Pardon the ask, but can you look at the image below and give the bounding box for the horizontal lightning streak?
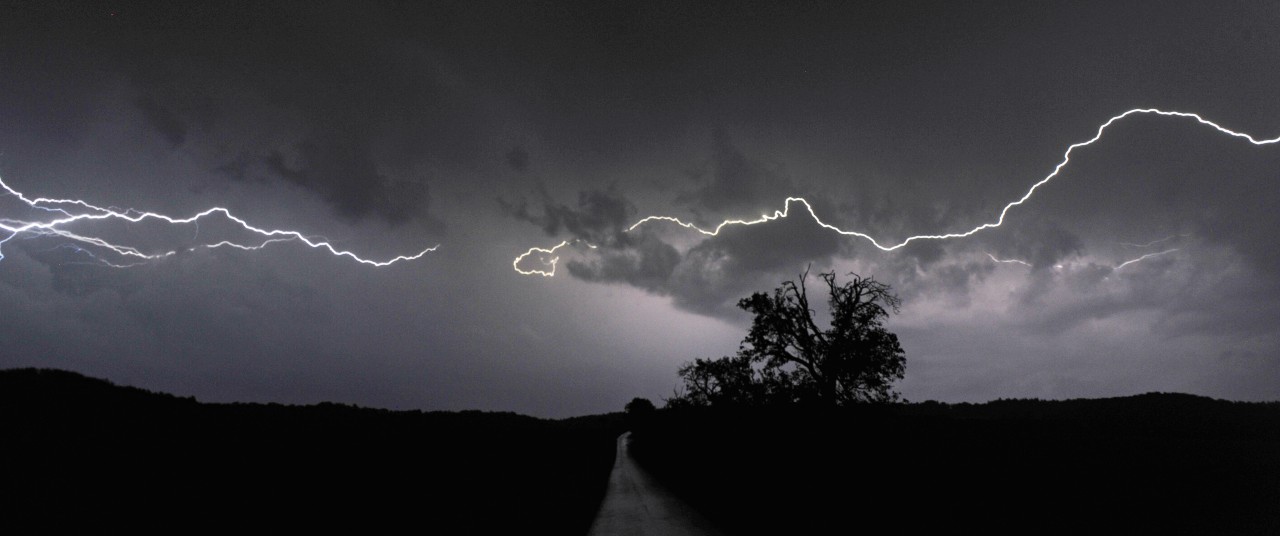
[985,248,1180,271]
[1115,248,1179,270]
[0,176,438,267]
[986,254,1032,267]
[515,109,1278,276]
[1119,234,1189,248]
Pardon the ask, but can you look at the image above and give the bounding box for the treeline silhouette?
[630,395,1280,535]
[1,368,626,534]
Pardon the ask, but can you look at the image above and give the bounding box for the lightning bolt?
[1115,248,1179,270]
[985,248,1180,271]
[1119,234,1189,248]
[516,108,1278,276]
[986,254,1032,267]
[0,175,438,267]
[513,239,597,277]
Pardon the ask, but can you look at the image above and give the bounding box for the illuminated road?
[587,432,724,536]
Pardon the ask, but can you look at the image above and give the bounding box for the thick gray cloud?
[511,133,850,316]
[263,137,429,225]
[566,232,682,293]
[504,187,636,245]
[2,1,477,228]
[3,1,1280,416]
[676,129,799,221]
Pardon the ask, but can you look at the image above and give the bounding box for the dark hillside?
[1,368,625,534]
[631,396,1280,535]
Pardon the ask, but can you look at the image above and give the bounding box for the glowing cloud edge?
[514,108,1279,277]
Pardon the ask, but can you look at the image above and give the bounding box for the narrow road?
[587,432,725,536]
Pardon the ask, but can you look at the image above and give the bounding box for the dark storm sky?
[2,1,1279,416]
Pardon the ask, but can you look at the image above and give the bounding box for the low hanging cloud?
[503,186,690,287]
[505,132,858,315]
[566,232,682,293]
[507,109,1280,358]
[501,187,636,245]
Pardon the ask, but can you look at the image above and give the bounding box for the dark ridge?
[0,367,194,405]
[0,368,627,534]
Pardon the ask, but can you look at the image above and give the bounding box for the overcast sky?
[2,1,1278,417]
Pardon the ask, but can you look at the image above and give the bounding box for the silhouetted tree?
[673,354,761,406]
[625,397,657,428]
[672,269,906,406]
[625,397,656,415]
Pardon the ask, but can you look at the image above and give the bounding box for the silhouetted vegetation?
[630,395,1280,535]
[625,397,656,415]
[624,397,656,429]
[670,270,906,407]
[10,369,1279,534]
[0,368,627,534]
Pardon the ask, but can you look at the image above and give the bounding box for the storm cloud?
[2,1,1279,416]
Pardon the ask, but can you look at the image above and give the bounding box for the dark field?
[6,368,1280,535]
[1,369,625,533]
[630,397,1280,535]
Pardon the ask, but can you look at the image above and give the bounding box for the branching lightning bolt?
[516,108,1278,276]
[0,176,438,267]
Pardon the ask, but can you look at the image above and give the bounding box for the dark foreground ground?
[1,368,625,533]
[6,369,1280,535]
[630,397,1280,535]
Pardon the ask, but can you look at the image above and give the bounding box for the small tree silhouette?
[673,269,906,406]
[624,397,657,429]
[625,397,656,415]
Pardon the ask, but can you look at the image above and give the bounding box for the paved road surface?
[587,432,724,536]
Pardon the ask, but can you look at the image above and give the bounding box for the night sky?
[2,1,1279,417]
